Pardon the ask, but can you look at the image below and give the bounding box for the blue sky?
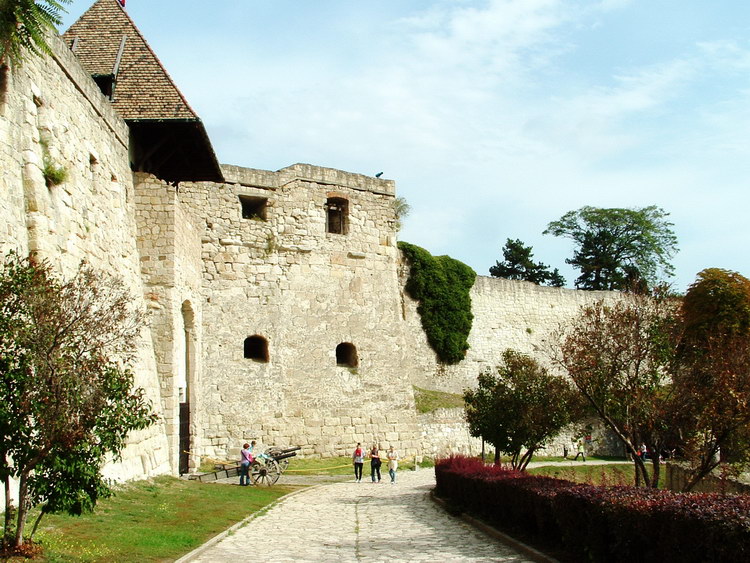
[61,1,750,291]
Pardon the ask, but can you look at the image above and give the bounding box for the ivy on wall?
[399,241,476,364]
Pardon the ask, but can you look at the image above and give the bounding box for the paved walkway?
[187,469,534,562]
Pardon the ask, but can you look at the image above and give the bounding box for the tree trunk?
[650,456,661,488]
[3,475,12,543]
[29,509,45,542]
[494,449,500,465]
[13,471,30,547]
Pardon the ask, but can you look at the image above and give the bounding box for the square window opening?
[239,195,268,221]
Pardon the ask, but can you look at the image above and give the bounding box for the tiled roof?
[62,0,223,183]
[63,0,196,120]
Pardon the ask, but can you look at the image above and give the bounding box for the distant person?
[370,445,382,482]
[352,442,365,482]
[573,440,586,462]
[239,442,254,486]
[387,445,399,484]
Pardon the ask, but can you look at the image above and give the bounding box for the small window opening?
[336,342,358,367]
[239,195,268,221]
[244,335,269,362]
[92,74,115,100]
[326,197,348,234]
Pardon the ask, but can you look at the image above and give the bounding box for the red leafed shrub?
[435,456,750,562]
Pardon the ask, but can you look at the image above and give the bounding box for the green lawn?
[528,462,643,487]
[10,476,296,562]
[283,455,434,476]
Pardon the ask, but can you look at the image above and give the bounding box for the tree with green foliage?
[398,242,476,364]
[673,268,750,491]
[557,290,681,487]
[489,238,565,287]
[464,349,582,470]
[544,206,678,291]
[0,0,70,68]
[0,252,157,549]
[393,196,410,232]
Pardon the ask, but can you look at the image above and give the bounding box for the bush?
[435,456,750,562]
[398,242,475,364]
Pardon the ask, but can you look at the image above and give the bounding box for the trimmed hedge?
[435,456,750,562]
[398,242,475,364]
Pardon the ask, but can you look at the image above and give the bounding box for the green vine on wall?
[399,241,476,364]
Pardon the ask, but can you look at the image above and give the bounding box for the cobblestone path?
[188,469,533,562]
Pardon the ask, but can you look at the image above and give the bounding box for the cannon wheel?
[250,460,281,486]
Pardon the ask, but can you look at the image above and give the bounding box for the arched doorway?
[179,301,195,474]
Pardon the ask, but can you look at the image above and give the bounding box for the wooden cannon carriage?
[194,445,301,485]
[250,446,301,486]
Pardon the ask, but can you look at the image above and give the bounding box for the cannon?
[250,446,301,486]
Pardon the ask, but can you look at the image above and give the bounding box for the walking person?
[369,444,382,483]
[386,445,399,484]
[352,442,365,482]
[239,442,254,486]
[573,439,586,462]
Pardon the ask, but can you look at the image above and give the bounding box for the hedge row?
[435,456,750,562]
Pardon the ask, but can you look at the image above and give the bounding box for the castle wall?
[401,273,619,457]
[1,27,628,481]
[403,274,616,395]
[0,34,170,488]
[174,166,423,462]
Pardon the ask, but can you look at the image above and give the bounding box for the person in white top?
[387,446,399,484]
[352,442,365,482]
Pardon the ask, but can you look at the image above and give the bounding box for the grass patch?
[413,386,464,414]
[285,455,433,477]
[529,462,641,487]
[12,476,295,562]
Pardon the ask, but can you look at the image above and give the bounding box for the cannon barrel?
[266,446,301,455]
[272,451,298,461]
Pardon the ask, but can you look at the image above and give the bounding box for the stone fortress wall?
[0,32,171,484]
[1,30,619,485]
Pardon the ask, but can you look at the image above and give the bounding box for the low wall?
[665,463,750,494]
[418,408,481,459]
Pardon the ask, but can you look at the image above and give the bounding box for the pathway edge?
[430,491,560,563]
[174,485,321,563]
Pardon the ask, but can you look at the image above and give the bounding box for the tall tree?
[557,290,681,487]
[674,268,750,490]
[544,206,678,291]
[464,349,582,470]
[489,238,565,287]
[0,252,156,548]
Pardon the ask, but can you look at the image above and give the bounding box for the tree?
[557,290,681,487]
[464,349,582,470]
[544,206,678,291]
[0,1,70,68]
[673,268,750,491]
[0,252,157,549]
[393,196,410,232]
[489,238,565,287]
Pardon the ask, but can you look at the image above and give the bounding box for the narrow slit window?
[326,197,348,234]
